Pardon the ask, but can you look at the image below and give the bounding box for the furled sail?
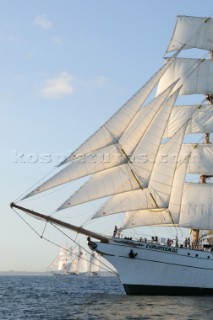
[156,58,213,96]
[167,16,213,52]
[58,56,178,165]
[164,104,213,138]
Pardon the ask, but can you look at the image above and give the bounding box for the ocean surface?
[1,275,213,320]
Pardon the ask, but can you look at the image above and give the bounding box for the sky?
[1,0,213,272]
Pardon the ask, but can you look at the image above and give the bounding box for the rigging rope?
[52,224,117,275]
[11,207,117,276]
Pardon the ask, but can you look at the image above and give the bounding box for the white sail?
[58,248,67,271]
[156,58,213,96]
[49,247,73,274]
[13,14,213,296]
[94,189,158,218]
[59,58,177,165]
[125,168,213,231]
[148,121,189,207]
[69,247,78,274]
[179,183,213,230]
[89,252,100,275]
[118,81,179,157]
[182,144,213,175]
[78,248,88,274]
[94,122,188,217]
[123,147,191,229]
[164,104,213,138]
[58,164,140,210]
[122,209,175,229]
[57,85,179,210]
[24,83,176,201]
[23,144,126,199]
[130,87,180,187]
[167,16,213,52]
[167,150,191,220]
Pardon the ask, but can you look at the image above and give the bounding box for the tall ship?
[47,244,100,276]
[11,15,213,295]
[68,244,100,276]
[47,246,72,275]
[68,245,87,275]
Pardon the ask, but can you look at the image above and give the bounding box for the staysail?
[58,56,179,165]
[23,81,178,200]
[94,120,189,217]
[58,86,180,211]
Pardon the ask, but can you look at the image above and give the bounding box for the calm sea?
[0,275,213,320]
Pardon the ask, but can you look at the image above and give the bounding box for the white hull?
[89,239,213,295]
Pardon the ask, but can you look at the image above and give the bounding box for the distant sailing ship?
[11,15,213,295]
[48,245,100,276]
[48,247,72,275]
[88,251,100,276]
[68,245,87,275]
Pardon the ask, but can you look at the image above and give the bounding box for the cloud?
[34,15,53,30]
[80,75,111,89]
[52,36,64,45]
[0,34,21,44]
[93,76,109,87]
[40,72,75,98]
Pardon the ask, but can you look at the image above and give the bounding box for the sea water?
[0,275,213,320]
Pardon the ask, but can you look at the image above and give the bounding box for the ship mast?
[192,50,213,249]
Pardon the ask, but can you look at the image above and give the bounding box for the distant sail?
[89,252,100,275]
